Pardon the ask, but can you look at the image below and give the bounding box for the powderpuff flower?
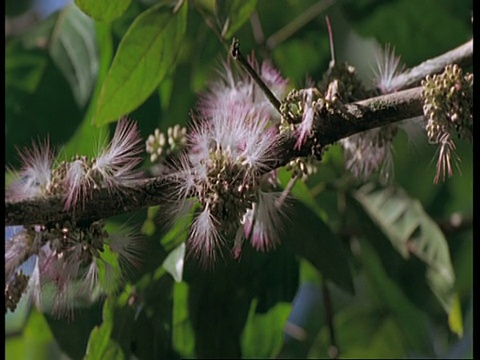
[64,119,143,209]
[197,55,288,122]
[341,125,397,184]
[6,118,143,210]
[165,98,286,265]
[4,222,142,318]
[6,140,54,201]
[372,44,405,94]
[294,88,318,150]
[235,191,287,257]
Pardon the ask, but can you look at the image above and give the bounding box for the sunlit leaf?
[75,0,132,22]
[241,300,291,359]
[172,282,195,358]
[448,294,464,337]
[49,3,98,107]
[93,2,187,126]
[6,310,61,359]
[162,242,186,282]
[85,322,125,360]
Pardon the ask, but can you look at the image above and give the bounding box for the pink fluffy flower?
[165,56,289,264]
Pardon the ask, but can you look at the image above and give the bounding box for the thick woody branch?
[5,39,472,227]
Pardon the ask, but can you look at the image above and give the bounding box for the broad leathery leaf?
[61,22,113,158]
[93,2,187,126]
[75,0,131,22]
[352,183,456,313]
[241,300,291,359]
[359,240,430,353]
[216,0,257,39]
[162,242,186,282]
[284,200,354,294]
[85,322,125,360]
[49,3,98,107]
[6,310,61,360]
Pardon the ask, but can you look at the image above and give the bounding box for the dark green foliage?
[5,0,472,358]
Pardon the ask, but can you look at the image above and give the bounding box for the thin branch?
[5,39,473,227]
[390,39,473,91]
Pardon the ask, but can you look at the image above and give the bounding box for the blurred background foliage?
[5,0,472,358]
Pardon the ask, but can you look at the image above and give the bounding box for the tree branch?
[5,39,472,227]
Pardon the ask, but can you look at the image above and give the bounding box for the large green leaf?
[285,200,354,294]
[5,44,47,93]
[93,2,187,126]
[352,183,456,313]
[308,307,408,358]
[359,240,430,353]
[75,0,132,22]
[61,22,113,158]
[49,3,98,107]
[172,282,195,358]
[216,0,258,39]
[241,300,292,359]
[6,310,63,359]
[85,322,125,360]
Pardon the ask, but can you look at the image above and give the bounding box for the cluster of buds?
[422,64,473,182]
[145,124,187,163]
[164,56,289,264]
[5,118,144,317]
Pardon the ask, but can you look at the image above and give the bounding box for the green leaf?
[61,22,112,158]
[75,0,132,22]
[6,310,62,360]
[93,2,187,126]
[359,240,430,353]
[241,300,292,359]
[5,45,48,93]
[49,3,98,107]
[160,204,195,251]
[85,322,125,360]
[162,242,186,282]
[285,200,354,294]
[352,183,456,313]
[172,282,195,358]
[309,307,407,358]
[216,0,258,39]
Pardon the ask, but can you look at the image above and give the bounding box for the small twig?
[322,277,339,359]
[266,0,336,51]
[325,15,335,65]
[231,38,282,113]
